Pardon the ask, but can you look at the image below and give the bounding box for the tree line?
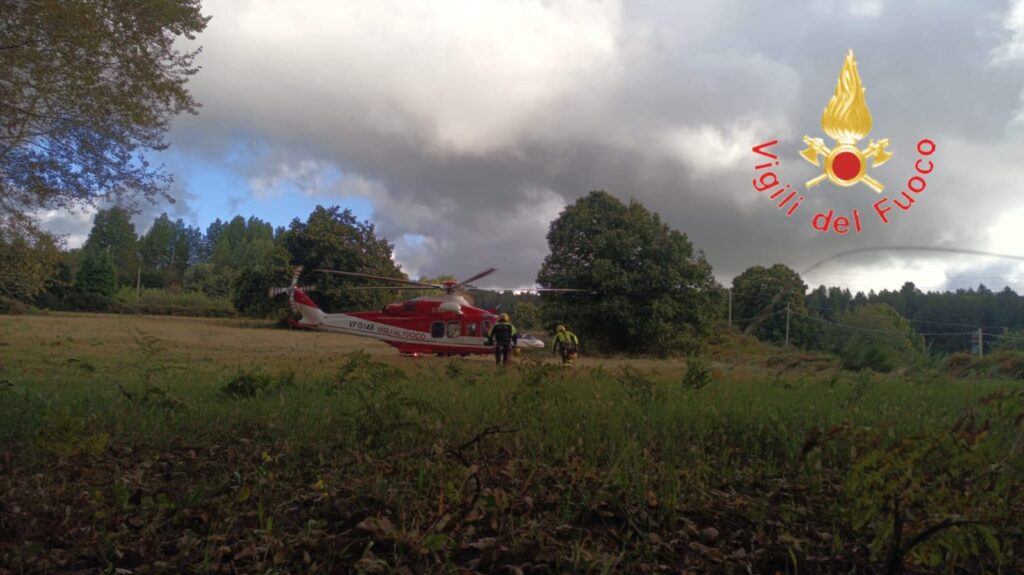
[732,263,1024,368]
[7,191,1024,366]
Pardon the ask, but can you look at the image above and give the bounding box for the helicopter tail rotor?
[266,267,325,324]
[267,266,317,300]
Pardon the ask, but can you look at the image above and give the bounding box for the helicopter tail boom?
[291,287,325,326]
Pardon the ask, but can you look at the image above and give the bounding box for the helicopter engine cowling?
[438,301,462,315]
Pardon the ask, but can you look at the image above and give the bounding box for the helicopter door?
[430,321,445,338]
[466,321,478,337]
[482,320,492,337]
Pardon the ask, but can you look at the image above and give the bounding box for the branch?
[884,496,904,575]
[0,38,39,50]
[450,425,519,455]
[899,518,983,561]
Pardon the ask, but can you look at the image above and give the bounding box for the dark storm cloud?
[156,0,1024,290]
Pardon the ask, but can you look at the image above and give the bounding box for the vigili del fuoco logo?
[751,49,935,235]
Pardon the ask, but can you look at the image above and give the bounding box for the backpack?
[559,331,578,353]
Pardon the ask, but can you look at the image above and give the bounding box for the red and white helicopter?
[270,267,579,357]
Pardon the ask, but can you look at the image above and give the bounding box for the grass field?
[1,313,1022,574]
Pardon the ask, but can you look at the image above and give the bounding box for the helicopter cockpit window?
[431,321,445,338]
[482,321,492,336]
[467,322,477,337]
[446,321,460,338]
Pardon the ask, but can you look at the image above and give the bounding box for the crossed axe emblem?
[799,137,892,193]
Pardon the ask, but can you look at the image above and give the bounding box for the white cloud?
[248,159,334,198]
[809,0,887,19]
[373,185,564,289]
[988,204,1024,253]
[658,120,769,176]
[35,208,96,249]
[201,0,625,156]
[991,0,1024,65]
[849,0,885,18]
[1011,88,1024,129]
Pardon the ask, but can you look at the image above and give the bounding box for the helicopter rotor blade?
[336,286,437,290]
[314,269,440,289]
[454,268,497,290]
[268,285,318,297]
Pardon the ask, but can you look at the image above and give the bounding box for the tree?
[83,207,138,286]
[513,301,541,330]
[183,263,231,299]
[826,303,926,371]
[138,213,203,287]
[0,228,62,300]
[733,264,808,346]
[200,218,227,262]
[536,191,721,354]
[139,214,177,287]
[232,245,293,318]
[471,288,542,319]
[274,205,405,313]
[0,0,209,234]
[75,249,116,297]
[806,285,829,318]
[209,216,275,271]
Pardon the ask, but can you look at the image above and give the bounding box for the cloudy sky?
[43,0,1024,293]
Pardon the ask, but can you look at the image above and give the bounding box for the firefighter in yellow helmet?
[486,312,518,366]
[552,325,579,366]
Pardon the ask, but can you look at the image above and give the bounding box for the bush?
[944,351,1024,380]
[115,287,235,317]
[219,370,295,399]
[0,295,30,315]
[837,339,897,372]
[682,354,713,389]
[0,292,29,315]
[51,291,115,312]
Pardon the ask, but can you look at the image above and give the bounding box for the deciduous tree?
[273,206,405,313]
[0,0,209,233]
[537,191,720,354]
[0,228,62,300]
[733,264,808,346]
[827,303,926,371]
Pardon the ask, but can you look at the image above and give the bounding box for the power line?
[985,331,1024,343]
[731,308,784,323]
[802,247,1024,276]
[792,310,977,337]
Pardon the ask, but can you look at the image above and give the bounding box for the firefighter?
[486,313,518,366]
[552,325,579,366]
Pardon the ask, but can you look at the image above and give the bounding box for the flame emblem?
[800,50,891,193]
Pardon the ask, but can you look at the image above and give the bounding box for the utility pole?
[727,288,732,329]
[978,327,984,357]
[136,267,141,302]
[785,303,790,348]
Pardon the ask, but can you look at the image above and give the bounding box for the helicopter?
[269,267,581,357]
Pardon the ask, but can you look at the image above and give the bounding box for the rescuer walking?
[552,325,579,366]
[486,313,518,366]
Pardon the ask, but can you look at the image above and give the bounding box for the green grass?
[1,314,1022,573]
